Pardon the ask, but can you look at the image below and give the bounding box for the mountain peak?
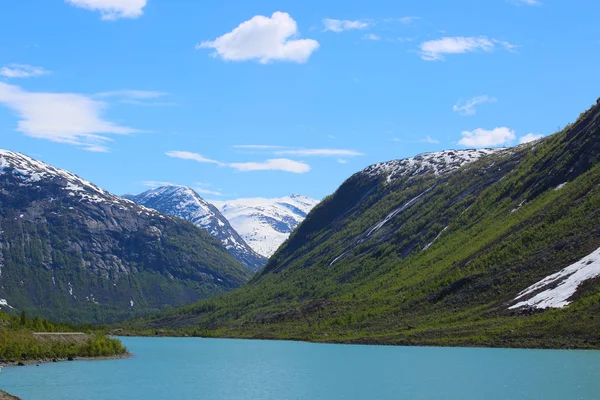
[126,186,266,271]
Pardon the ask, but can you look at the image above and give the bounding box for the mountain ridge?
[124,186,266,271]
[0,150,251,323]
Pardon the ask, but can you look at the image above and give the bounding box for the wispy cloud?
[165,151,224,165]
[420,135,440,144]
[459,127,515,147]
[96,90,166,99]
[96,90,173,106]
[65,0,147,20]
[274,148,363,157]
[398,16,420,24]
[363,33,381,41]
[0,82,138,152]
[509,0,541,5]
[519,133,544,144]
[197,12,319,64]
[232,145,286,150]
[166,151,310,174]
[453,95,497,116]
[0,64,51,79]
[323,19,370,32]
[229,159,310,173]
[195,187,224,196]
[142,180,177,188]
[419,36,516,61]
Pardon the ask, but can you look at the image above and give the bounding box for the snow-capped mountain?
[0,149,250,323]
[0,149,144,210]
[125,186,267,271]
[210,195,320,258]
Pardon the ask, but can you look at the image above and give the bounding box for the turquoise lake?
[1,337,600,399]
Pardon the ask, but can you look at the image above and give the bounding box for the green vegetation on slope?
[130,99,600,349]
[0,311,127,363]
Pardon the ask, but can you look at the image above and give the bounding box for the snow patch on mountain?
[0,149,155,212]
[125,186,266,271]
[509,246,600,310]
[362,149,504,184]
[211,194,319,258]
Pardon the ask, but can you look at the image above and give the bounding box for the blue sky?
[1,0,599,200]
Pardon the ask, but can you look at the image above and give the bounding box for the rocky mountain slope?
[0,150,251,323]
[125,186,266,271]
[211,195,319,258]
[136,99,600,349]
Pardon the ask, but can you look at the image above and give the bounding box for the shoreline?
[0,390,20,400]
[0,353,132,369]
[115,333,600,351]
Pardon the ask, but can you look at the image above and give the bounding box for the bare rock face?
[0,150,251,324]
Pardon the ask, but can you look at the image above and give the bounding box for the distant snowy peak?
[211,195,320,258]
[0,149,154,213]
[362,149,505,184]
[126,185,221,231]
[126,186,266,271]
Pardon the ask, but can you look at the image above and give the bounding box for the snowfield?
[509,246,600,310]
[211,195,319,258]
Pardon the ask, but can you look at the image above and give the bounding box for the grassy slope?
[130,100,600,349]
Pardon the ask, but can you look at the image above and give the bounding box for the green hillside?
[132,99,600,348]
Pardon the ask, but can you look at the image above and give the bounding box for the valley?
[129,99,600,349]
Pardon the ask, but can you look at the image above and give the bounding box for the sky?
[1,0,599,201]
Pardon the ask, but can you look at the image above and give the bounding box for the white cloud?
[519,133,544,144]
[419,36,514,61]
[166,151,310,174]
[0,82,138,152]
[453,95,497,116]
[420,135,440,144]
[65,0,146,20]
[0,64,51,79]
[459,127,515,147]
[323,19,369,32]
[197,12,319,64]
[363,34,381,41]
[229,158,310,173]
[274,148,363,157]
[337,159,348,164]
[165,151,224,165]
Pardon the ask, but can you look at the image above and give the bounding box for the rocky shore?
[0,390,20,400]
[0,353,132,369]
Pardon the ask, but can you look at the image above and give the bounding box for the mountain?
[136,99,600,349]
[0,150,251,324]
[210,195,319,258]
[124,186,266,271]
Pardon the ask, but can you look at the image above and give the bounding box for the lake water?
[1,337,600,399]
